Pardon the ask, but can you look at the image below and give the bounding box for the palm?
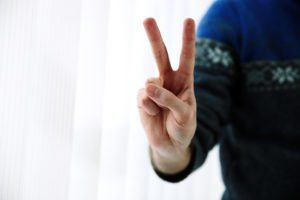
[144,70,194,149]
[139,18,196,152]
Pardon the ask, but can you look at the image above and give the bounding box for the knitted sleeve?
[153,0,240,182]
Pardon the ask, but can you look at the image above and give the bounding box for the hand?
[137,18,197,172]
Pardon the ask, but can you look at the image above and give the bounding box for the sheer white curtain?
[0,0,224,200]
[0,0,81,199]
[72,0,224,200]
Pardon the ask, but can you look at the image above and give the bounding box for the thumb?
[145,83,191,125]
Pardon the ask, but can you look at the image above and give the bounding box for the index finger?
[143,18,172,76]
[178,18,196,76]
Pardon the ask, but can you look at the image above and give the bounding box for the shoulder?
[205,0,238,13]
[198,0,241,25]
[195,0,245,66]
[196,0,242,51]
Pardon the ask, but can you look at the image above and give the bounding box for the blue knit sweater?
[153,0,300,199]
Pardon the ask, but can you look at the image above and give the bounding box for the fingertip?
[145,77,156,85]
[144,17,155,23]
[183,19,195,39]
[182,18,195,42]
[143,17,156,29]
[145,77,163,86]
[146,84,158,98]
[184,18,195,28]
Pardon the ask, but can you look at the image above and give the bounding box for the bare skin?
[137,18,197,174]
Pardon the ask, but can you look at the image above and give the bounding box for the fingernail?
[186,19,194,29]
[144,18,155,31]
[146,85,158,98]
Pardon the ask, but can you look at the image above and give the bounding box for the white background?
[0,0,224,200]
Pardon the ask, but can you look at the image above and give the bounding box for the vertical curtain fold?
[0,0,223,200]
[0,0,81,199]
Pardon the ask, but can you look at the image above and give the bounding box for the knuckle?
[145,77,158,85]
[183,35,195,43]
[137,89,147,105]
[141,97,149,107]
[151,140,166,149]
[145,78,153,85]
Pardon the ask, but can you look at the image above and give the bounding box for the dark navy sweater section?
[153,0,300,199]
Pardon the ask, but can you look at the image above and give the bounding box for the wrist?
[150,144,193,175]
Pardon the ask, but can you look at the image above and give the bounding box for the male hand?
[137,18,197,173]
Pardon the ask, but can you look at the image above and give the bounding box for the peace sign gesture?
[137,18,197,174]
